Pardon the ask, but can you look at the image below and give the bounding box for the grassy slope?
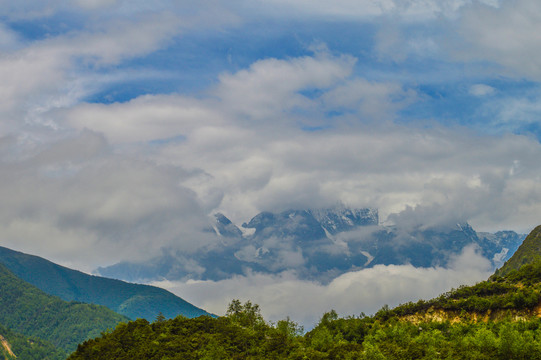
[494,224,541,277]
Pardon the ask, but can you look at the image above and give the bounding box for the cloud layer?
[155,245,493,328]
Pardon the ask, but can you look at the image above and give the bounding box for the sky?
[2,0,541,326]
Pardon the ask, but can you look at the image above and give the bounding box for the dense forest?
[0,322,65,360]
[0,263,128,355]
[69,259,541,360]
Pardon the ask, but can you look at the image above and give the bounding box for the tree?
[225,299,265,330]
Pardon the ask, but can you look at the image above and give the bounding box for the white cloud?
[1,45,539,277]
[155,245,492,328]
[457,0,541,78]
[0,13,183,135]
[469,84,495,97]
[213,53,356,122]
[63,94,223,143]
[0,131,217,271]
[236,0,485,21]
[58,52,541,232]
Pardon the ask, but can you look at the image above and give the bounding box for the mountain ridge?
[0,245,211,321]
[97,207,525,284]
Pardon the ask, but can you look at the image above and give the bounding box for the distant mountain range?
[69,224,541,360]
[97,206,525,283]
[0,246,211,321]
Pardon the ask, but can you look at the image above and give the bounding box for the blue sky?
[3,0,541,323]
[6,1,538,140]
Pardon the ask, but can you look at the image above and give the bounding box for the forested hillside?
[69,296,541,360]
[0,245,210,320]
[0,263,128,355]
[0,322,65,360]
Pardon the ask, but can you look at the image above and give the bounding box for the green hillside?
[68,294,541,360]
[0,263,129,354]
[494,224,541,277]
[0,322,65,360]
[0,246,210,321]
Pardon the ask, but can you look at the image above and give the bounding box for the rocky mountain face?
[97,206,525,284]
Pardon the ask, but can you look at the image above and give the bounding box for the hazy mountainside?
[494,225,541,277]
[0,263,128,355]
[0,322,65,360]
[97,206,524,284]
[0,246,211,321]
[69,225,541,360]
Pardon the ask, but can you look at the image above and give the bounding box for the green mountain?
[0,263,129,355]
[0,246,210,321]
[494,224,541,277]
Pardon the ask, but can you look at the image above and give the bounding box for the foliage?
[0,263,128,354]
[69,301,306,360]
[374,260,541,321]
[0,322,66,360]
[70,300,541,360]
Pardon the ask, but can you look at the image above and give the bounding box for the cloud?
[1,43,540,277]
[0,130,217,271]
[0,13,183,134]
[456,0,541,79]
[234,0,489,21]
[58,53,541,232]
[212,52,356,122]
[155,245,492,328]
[469,84,495,97]
[62,94,223,143]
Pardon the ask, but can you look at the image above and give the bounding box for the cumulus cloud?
[0,130,217,271]
[155,245,492,328]
[57,52,541,232]
[0,13,184,135]
[1,39,540,276]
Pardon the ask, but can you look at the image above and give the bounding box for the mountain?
[97,206,524,284]
[493,224,541,277]
[68,225,541,360]
[0,246,211,321]
[0,263,128,355]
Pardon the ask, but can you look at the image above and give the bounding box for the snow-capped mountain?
[96,207,525,284]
